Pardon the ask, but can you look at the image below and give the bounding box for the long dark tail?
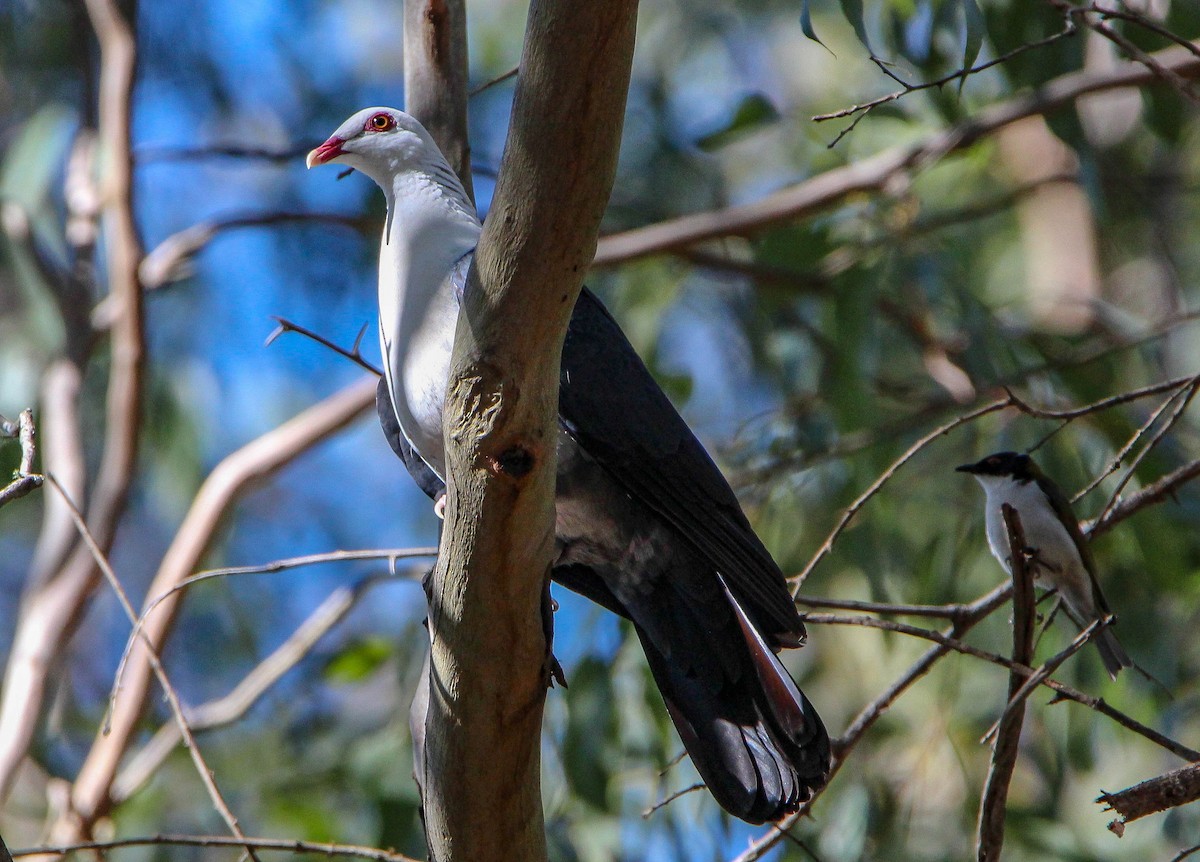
[1095,626,1133,681]
[635,585,830,823]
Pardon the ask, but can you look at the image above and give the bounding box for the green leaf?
[800,0,832,53]
[696,93,780,151]
[839,0,872,53]
[323,636,394,682]
[958,0,986,93]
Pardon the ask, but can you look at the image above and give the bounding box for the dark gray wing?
[558,288,804,642]
[376,377,446,501]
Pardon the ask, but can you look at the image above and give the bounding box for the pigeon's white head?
[306,107,444,186]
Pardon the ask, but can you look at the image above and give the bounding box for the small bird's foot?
[548,655,568,688]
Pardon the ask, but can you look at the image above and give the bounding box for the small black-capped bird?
[957,451,1133,680]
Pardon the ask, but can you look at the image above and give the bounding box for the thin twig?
[266,317,382,375]
[805,612,1200,761]
[1088,456,1200,537]
[1004,374,1200,420]
[11,834,420,862]
[0,410,43,509]
[1089,18,1200,103]
[813,19,1079,123]
[469,65,518,97]
[113,568,422,802]
[1088,4,1200,60]
[792,397,1013,587]
[46,476,261,862]
[1071,380,1195,502]
[980,618,1102,744]
[105,547,435,736]
[732,582,1014,862]
[641,782,705,818]
[1094,377,1200,525]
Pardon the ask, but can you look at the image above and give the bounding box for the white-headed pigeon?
[308,107,830,823]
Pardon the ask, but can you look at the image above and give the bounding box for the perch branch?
[592,40,1200,267]
[46,476,259,861]
[976,505,1035,862]
[0,410,43,509]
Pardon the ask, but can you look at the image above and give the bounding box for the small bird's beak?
[955,463,977,474]
[306,136,345,169]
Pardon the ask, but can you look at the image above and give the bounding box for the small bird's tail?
[1095,625,1133,681]
[634,582,830,823]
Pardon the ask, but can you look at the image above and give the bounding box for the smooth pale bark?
[419,0,638,859]
[402,0,473,200]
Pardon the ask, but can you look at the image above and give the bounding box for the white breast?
[979,475,1084,576]
[974,474,1097,616]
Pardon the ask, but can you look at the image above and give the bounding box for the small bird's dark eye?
[367,113,395,132]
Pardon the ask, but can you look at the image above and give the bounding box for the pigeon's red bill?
[306,137,345,168]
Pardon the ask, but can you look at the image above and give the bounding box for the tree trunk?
[415,0,638,859]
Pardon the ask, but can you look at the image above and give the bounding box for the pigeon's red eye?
[367,113,395,132]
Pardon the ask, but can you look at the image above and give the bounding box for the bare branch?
[79,0,147,570]
[1070,378,1197,502]
[1088,457,1200,537]
[60,377,375,836]
[812,19,1080,124]
[0,0,154,806]
[45,476,260,861]
[404,0,473,197]
[11,834,420,862]
[592,40,1200,268]
[113,567,422,802]
[792,396,1013,587]
[795,594,991,620]
[641,782,705,818]
[1094,378,1200,526]
[106,547,434,735]
[0,410,43,509]
[981,618,1103,745]
[139,212,370,291]
[469,66,519,97]
[976,505,1035,862]
[731,582,1015,862]
[1098,762,1200,834]
[266,317,382,376]
[135,143,317,162]
[805,612,1200,761]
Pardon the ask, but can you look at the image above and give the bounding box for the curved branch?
[0,0,144,805]
[59,376,375,834]
[593,40,1200,267]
